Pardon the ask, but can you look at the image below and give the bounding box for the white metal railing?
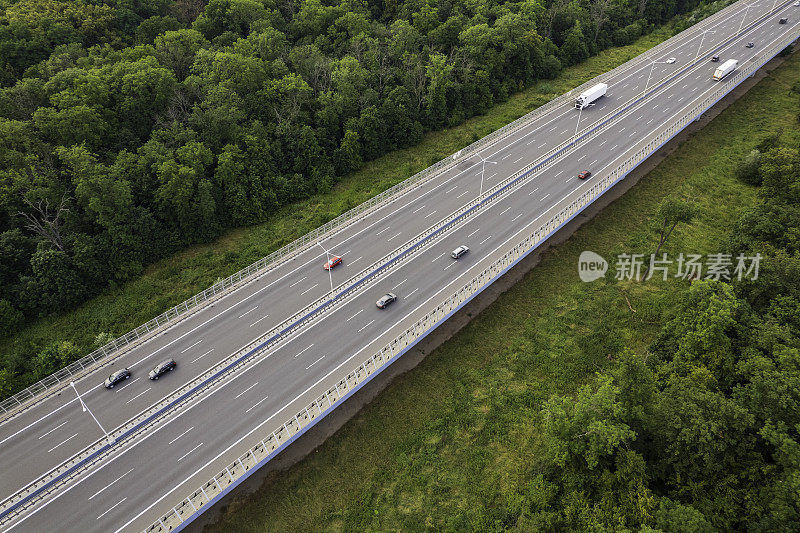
[141,24,800,533]
[0,0,749,417]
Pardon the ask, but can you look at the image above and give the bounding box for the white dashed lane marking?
[237,306,258,319]
[180,340,202,353]
[89,469,133,500]
[234,383,258,400]
[249,315,270,328]
[190,349,214,364]
[167,427,194,446]
[300,283,319,295]
[357,320,375,333]
[305,356,325,370]
[97,498,127,521]
[294,344,314,358]
[47,433,78,454]
[176,443,203,462]
[38,421,68,440]
[245,395,269,414]
[125,388,151,405]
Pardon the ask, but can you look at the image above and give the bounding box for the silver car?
[450,245,469,259]
[376,293,397,309]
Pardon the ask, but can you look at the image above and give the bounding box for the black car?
[746,42,754,48]
[711,56,720,62]
[376,293,397,309]
[779,17,788,24]
[149,359,176,380]
[104,368,131,389]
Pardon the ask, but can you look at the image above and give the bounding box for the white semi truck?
[574,83,607,109]
[713,59,738,81]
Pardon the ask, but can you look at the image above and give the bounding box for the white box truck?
[575,83,607,109]
[713,59,737,81]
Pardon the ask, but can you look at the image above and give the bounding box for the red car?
[324,256,342,270]
[577,170,592,180]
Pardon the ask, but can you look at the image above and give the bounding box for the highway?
[1,1,798,530]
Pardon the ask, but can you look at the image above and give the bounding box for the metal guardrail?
[143,20,800,533]
[0,0,748,417]
[0,0,792,527]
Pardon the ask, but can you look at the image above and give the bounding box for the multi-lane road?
[2,1,799,530]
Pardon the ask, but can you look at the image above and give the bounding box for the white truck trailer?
[575,83,607,109]
[713,59,738,81]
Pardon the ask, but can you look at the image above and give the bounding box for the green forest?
[528,132,800,530]
[0,0,724,346]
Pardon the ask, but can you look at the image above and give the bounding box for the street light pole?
[316,242,334,292]
[643,60,667,99]
[70,381,114,445]
[474,154,497,197]
[573,105,584,142]
[695,30,716,60]
[738,2,756,36]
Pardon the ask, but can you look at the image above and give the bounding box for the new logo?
[578,251,608,282]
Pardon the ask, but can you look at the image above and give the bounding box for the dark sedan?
[149,359,177,380]
[104,368,131,389]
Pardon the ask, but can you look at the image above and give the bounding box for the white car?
[794,1,799,7]
[450,245,469,259]
[666,57,676,64]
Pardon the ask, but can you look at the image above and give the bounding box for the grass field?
[201,46,800,533]
[0,28,676,392]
